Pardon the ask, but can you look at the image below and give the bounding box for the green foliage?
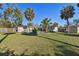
[60,6,75,20]
[0,19,15,28]
[32,28,37,35]
[60,5,75,25]
[22,28,37,36]
[0,4,23,32]
[24,8,35,21]
[41,18,52,32]
[13,7,23,26]
[24,8,35,27]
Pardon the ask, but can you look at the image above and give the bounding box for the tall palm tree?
[60,6,75,32]
[41,18,52,32]
[4,7,13,20]
[24,8,35,27]
[14,7,23,31]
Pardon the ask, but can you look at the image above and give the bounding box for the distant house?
[53,26,58,32]
[49,22,58,32]
[23,24,34,33]
[66,20,79,33]
[67,25,77,33]
[18,25,24,32]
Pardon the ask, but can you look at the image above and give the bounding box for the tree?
[4,7,13,20]
[0,4,18,28]
[13,7,23,31]
[24,8,35,27]
[60,6,75,32]
[0,19,14,28]
[53,22,58,27]
[41,18,52,32]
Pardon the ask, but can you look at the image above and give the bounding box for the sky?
[1,3,79,26]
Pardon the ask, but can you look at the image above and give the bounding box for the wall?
[68,26,77,33]
[18,27,24,32]
[0,28,16,33]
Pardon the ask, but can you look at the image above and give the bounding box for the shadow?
[21,32,37,36]
[63,33,79,37]
[37,36,79,56]
[0,50,16,56]
[0,33,16,44]
[31,52,51,56]
[4,33,15,35]
[0,34,8,43]
[54,45,79,56]
[0,48,51,56]
[37,36,79,48]
[57,32,79,37]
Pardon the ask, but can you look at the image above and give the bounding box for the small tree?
[41,18,52,32]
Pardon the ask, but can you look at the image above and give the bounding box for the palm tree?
[53,22,58,27]
[4,7,13,20]
[13,7,23,31]
[41,18,52,32]
[60,6,75,32]
[24,8,35,27]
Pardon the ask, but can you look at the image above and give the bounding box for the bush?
[32,28,37,35]
[22,28,38,36]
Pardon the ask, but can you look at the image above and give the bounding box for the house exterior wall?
[53,27,58,32]
[68,26,77,33]
[77,26,79,33]
[18,27,24,32]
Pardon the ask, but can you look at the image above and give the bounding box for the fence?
[0,28,16,33]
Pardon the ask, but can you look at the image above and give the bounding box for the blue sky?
[1,3,79,26]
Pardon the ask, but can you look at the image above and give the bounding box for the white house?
[53,26,58,32]
[18,26,24,32]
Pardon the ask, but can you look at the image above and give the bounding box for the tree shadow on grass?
[37,36,79,56]
[0,33,15,43]
[54,45,79,56]
[57,32,79,37]
[0,49,15,56]
[0,34,8,43]
[21,32,37,36]
[64,33,79,37]
[37,36,79,48]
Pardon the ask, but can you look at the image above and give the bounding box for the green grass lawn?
[0,32,79,56]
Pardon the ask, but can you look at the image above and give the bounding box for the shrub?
[32,28,37,35]
[21,28,38,36]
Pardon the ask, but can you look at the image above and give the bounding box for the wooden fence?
[0,28,16,33]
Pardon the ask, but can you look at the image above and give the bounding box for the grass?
[0,32,79,56]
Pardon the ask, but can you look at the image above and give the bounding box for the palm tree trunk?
[28,20,32,33]
[66,19,69,33]
[45,25,48,32]
[15,20,18,32]
[67,19,69,26]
